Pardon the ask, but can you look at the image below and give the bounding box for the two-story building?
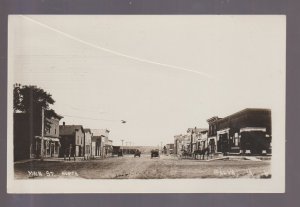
[215,108,272,155]
[187,127,208,153]
[165,143,175,155]
[195,129,208,150]
[207,116,222,153]
[59,123,85,157]
[38,115,63,158]
[174,134,183,155]
[181,134,191,152]
[14,111,63,161]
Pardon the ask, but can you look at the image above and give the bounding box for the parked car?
[151,149,159,158]
[134,150,141,157]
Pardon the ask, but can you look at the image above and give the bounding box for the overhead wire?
[21,15,214,79]
[61,114,119,122]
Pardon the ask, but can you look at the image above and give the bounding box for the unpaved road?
[14,154,271,179]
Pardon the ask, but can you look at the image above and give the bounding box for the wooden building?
[14,112,63,161]
[187,127,208,152]
[165,143,175,154]
[59,123,85,157]
[174,134,183,155]
[90,129,110,157]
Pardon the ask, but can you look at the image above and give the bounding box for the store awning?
[34,136,60,142]
[50,138,60,142]
[240,127,266,133]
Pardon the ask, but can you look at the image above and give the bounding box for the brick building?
[207,108,272,155]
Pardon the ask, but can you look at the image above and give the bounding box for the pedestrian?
[206,148,210,160]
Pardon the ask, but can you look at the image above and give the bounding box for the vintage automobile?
[151,149,160,158]
[134,150,141,157]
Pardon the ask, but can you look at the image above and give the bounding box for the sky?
[8,15,285,146]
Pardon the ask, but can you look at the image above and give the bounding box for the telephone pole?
[40,107,44,160]
[29,87,33,158]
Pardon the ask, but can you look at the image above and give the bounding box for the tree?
[13,84,55,112]
[13,83,60,132]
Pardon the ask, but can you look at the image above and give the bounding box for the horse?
[193,147,210,160]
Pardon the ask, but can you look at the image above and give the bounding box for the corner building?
[207,108,272,155]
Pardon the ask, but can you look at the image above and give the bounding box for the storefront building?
[211,108,272,155]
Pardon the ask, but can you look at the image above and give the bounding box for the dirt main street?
[14,154,271,179]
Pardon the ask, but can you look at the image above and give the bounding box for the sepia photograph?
[7,15,285,193]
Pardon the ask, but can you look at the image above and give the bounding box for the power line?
[62,114,118,122]
[62,103,106,114]
[21,15,213,79]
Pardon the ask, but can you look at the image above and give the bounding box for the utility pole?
[29,87,33,159]
[190,132,193,153]
[125,141,128,155]
[40,107,44,161]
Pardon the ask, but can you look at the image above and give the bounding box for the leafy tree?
[13,83,60,132]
